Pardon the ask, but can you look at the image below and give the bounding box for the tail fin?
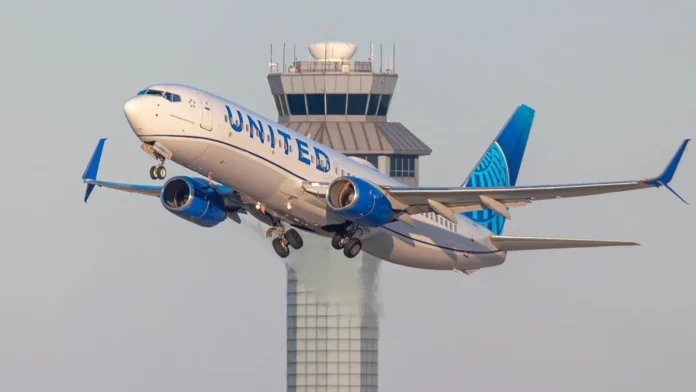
[461,104,536,235]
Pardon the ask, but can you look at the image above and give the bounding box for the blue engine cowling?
[160,176,227,227]
[326,176,393,227]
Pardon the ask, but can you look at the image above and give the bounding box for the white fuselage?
[123,84,507,271]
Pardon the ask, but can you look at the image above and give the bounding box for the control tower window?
[347,94,368,115]
[352,155,379,168]
[377,94,391,116]
[273,95,284,116]
[287,94,307,115]
[390,155,415,177]
[306,94,325,115]
[280,95,289,116]
[366,94,380,115]
[326,94,347,115]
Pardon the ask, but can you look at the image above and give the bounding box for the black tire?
[272,237,290,258]
[156,166,167,179]
[343,238,362,258]
[331,233,344,250]
[149,166,157,180]
[286,229,303,249]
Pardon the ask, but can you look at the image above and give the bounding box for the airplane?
[81,84,690,274]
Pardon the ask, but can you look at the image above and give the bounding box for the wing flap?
[490,235,639,251]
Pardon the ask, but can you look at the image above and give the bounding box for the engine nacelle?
[160,176,227,227]
[326,176,393,227]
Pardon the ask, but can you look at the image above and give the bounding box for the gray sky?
[1,0,695,390]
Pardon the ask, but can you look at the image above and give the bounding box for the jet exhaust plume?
[239,215,382,318]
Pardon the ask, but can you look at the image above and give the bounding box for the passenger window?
[224,115,228,123]
[311,155,315,164]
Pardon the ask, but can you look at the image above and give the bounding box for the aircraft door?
[197,92,214,131]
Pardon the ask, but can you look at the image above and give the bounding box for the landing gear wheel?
[156,166,167,179]
[343,238,362,258]
[285,229,303,249]
[272,237,290,258]
[150,165,166,180]
[331,233,344,250]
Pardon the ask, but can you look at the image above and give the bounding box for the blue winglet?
[82,138,107,203]
[645,139,690,204]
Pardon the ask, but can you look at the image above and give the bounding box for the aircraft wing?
[81,139,246,221]
[80,139,161,202]
[305,139,690,223]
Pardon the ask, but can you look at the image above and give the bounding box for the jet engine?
[160,176,227,227]
[326,176,393,227]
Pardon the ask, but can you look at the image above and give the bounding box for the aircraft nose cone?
[123,97,143,134]
[124,97,139,120]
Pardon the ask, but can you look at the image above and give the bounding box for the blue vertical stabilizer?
[461,105,536,234]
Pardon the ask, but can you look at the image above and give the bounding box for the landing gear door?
[197,92,214,131]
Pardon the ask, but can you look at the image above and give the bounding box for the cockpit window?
[138,89,182,102]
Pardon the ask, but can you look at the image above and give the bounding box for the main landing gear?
[331,222,363,258]
[266,218,303,258]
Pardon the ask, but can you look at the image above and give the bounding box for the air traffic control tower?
[267,41,432,392]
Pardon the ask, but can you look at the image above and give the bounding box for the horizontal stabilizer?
[490,235,639,251]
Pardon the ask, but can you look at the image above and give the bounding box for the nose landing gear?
[141,142,169,180]
[149,161,167,180]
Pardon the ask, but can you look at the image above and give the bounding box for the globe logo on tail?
[463,142,510,235]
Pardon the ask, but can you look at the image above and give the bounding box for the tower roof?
[282,121,432,155]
